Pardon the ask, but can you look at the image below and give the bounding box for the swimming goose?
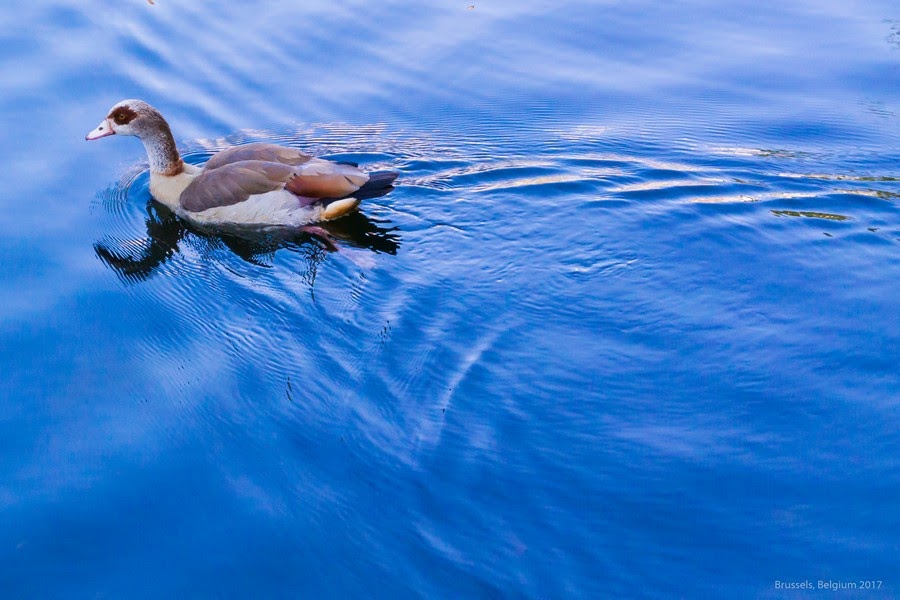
[86,99,397,226]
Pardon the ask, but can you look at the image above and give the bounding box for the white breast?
[149,164,202,211]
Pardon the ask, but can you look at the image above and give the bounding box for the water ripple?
[6,0,900,595]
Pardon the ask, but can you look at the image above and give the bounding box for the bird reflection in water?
[94,199,400,285]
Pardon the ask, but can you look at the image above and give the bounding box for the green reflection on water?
[771,209,851,221]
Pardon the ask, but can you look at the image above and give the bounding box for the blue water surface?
[1,0,898,597]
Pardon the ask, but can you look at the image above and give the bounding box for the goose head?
[85,99,165,141]
[86,99,184,175]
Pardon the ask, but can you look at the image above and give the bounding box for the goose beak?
[86,119,114,141]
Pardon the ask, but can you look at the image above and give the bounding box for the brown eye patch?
[108,106,137,125]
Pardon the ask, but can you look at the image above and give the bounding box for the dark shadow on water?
[94,200,401,285]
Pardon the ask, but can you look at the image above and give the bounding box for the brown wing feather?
[203,143,312,171]
[180,160,296,212]
[284,158,369,198]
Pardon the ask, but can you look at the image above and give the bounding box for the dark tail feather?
[360,171,398,192]
[352,171,398,200]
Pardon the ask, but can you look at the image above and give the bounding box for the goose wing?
[180,160,295,212]
[180,159,370,212]
[203,142,312,171]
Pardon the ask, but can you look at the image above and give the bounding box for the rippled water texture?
[1,0,898,597]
